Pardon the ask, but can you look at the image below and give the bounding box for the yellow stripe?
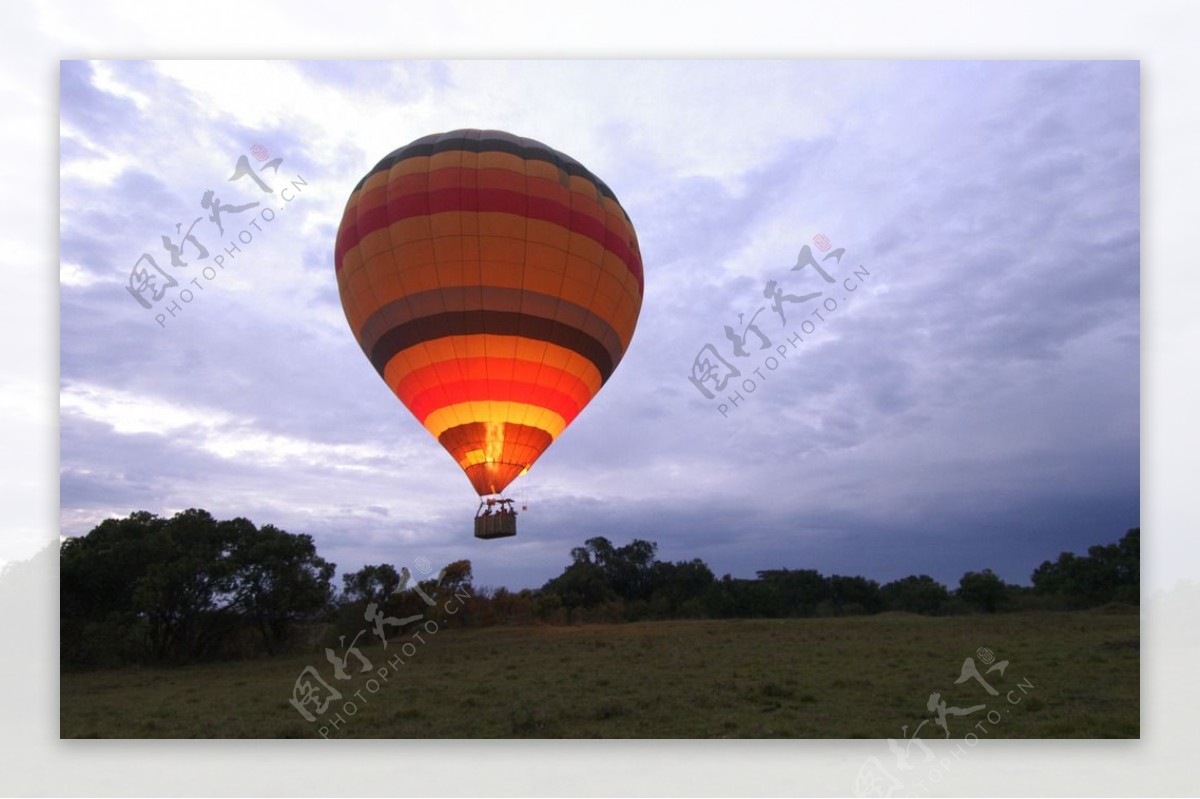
[422,401,566,440]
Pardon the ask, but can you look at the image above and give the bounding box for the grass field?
[60,610,1138,738]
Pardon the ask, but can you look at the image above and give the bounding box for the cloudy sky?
[58,60,1139,591]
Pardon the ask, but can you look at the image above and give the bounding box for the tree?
[829,574,884,615]
[957,569,1008,614]
[543,559,613,610]
[607,539,659,600]
[756,569,831,616]
[230,522,336,654]
[547,537,665,607]
[1031,528,1139,607]
[435,560,474,595]
[648,558,716,615]
[126,508,236,660]
[417,560,475,624]
[731,577,786,618]
[1030,552,1079,596]
[584,536,615,570]
[342,564,402,605]
[61,509,336,664]
[881,575,951,615]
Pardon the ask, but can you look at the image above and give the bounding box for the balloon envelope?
[335,130,644,496]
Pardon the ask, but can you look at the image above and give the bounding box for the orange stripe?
[381,335,604,397]
[341,241,641,349]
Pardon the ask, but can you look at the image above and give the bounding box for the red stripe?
[395,358,594,420]
[336,168,643,293]
[402,379,583,427]
[333,212,358,267]
[397,357,594,400]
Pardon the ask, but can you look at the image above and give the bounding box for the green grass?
[60,610,1138,738]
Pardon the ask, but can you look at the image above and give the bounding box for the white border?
[5,1,1195,795]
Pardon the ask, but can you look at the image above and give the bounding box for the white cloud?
[60,260,110,288]
[87,59,150,111]
[60,381,416,471]
[58,125,136,186]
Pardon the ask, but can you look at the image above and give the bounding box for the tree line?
[527,529,1138,623]
[59,508,1138,668]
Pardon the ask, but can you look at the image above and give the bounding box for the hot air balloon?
[334,130,644,539]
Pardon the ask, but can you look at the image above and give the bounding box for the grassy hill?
[60,610,1138,738]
